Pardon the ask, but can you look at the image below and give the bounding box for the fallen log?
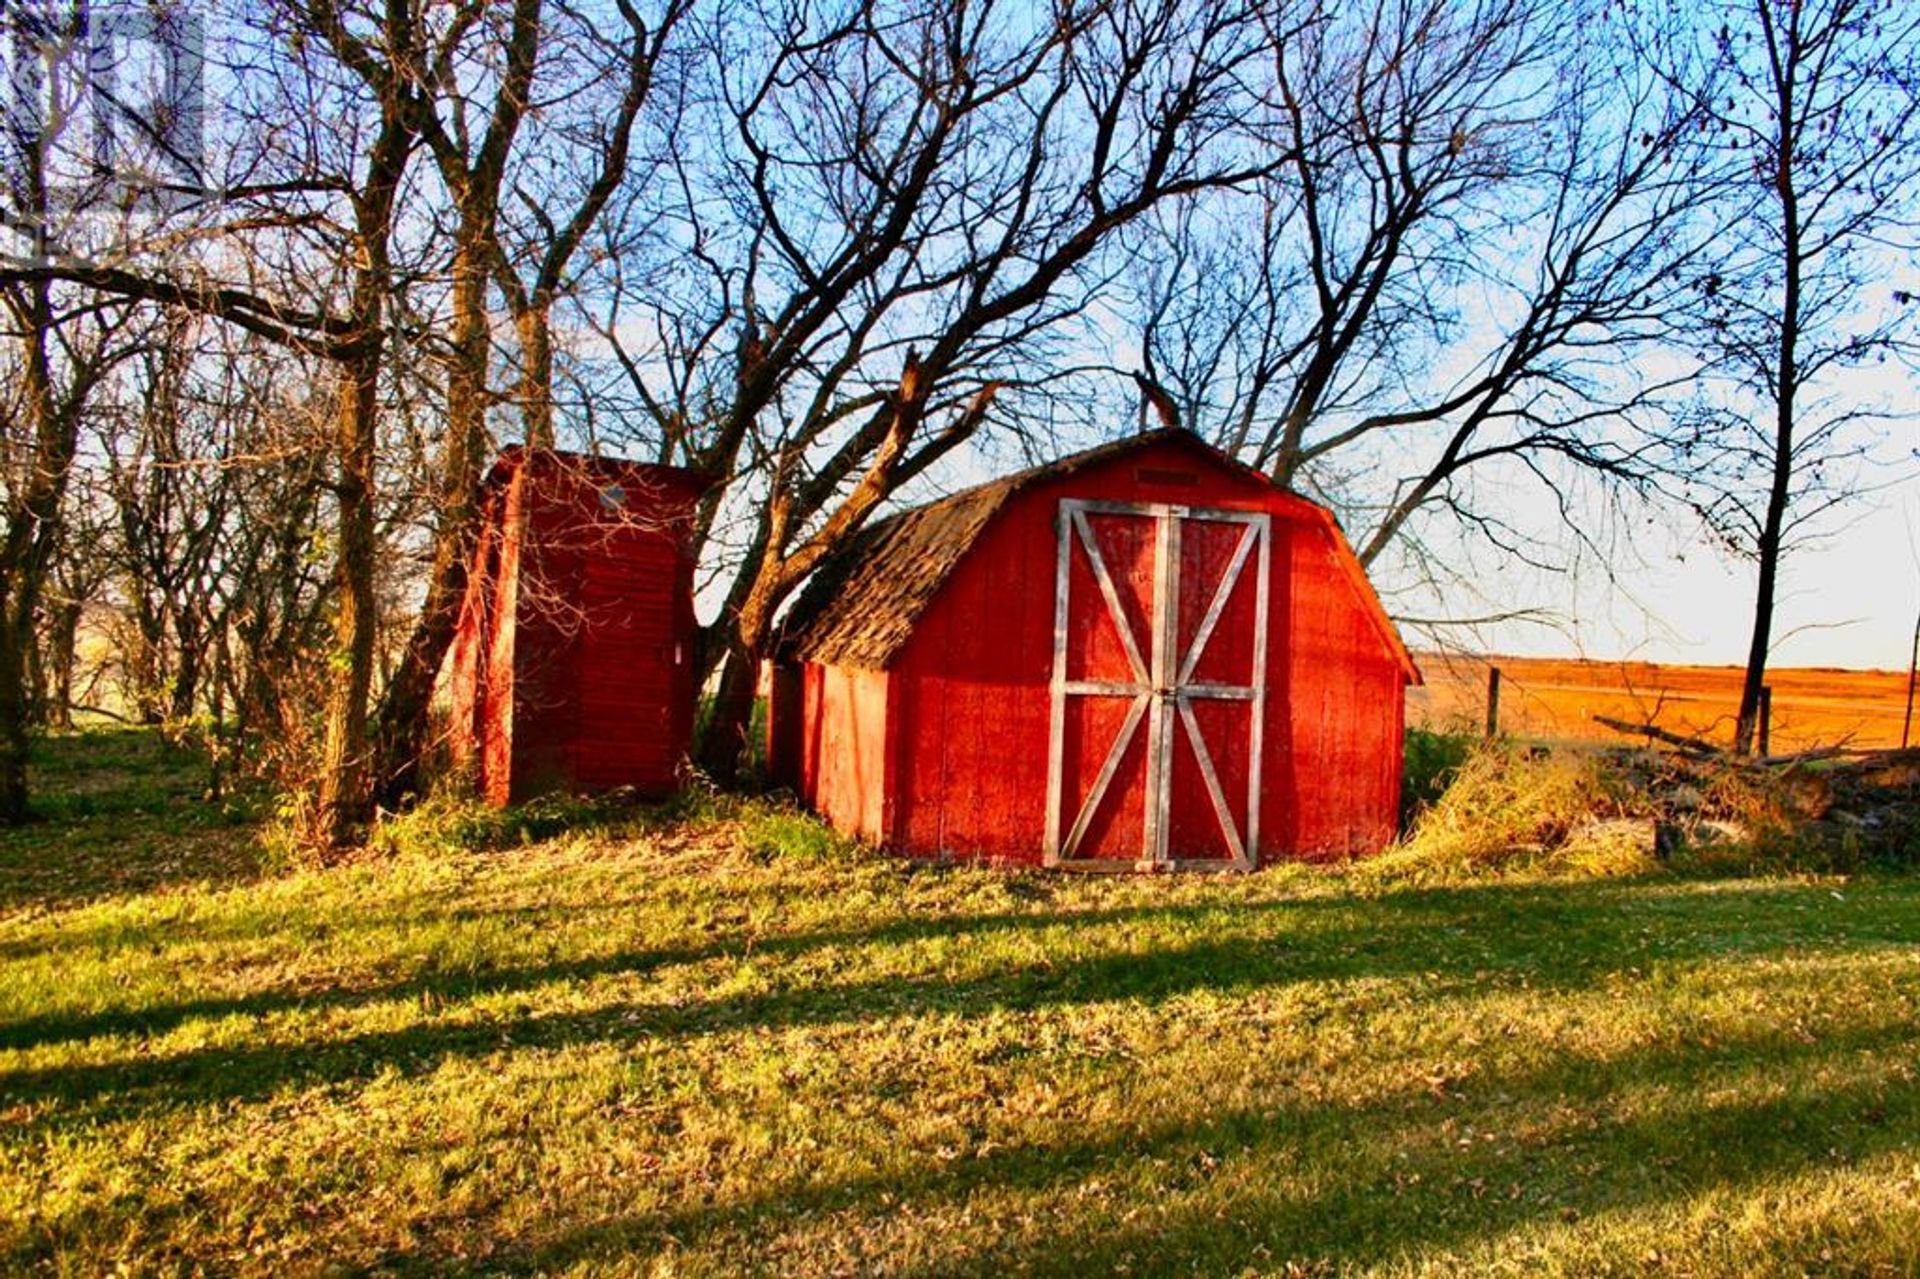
[1756,747,1846,768]
[1591,714,1724,759]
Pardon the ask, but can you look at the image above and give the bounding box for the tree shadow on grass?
[5,887,1445,1050]
[8,874,1906,1054]
[0,877,757,963]
[478,1013,1920,1277]
[5,877,1917,1126]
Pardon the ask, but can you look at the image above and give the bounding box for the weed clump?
[1668,754,1920,875]
[369,789,629,858]
[353,777,858,868]
[1366,739,1659,885]
[1373,730,1920,886]
[737,805,857,863]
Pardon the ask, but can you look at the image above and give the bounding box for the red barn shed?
[444,447,707,806]
[766,429,1420,869]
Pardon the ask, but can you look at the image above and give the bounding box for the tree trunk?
[312,98,412,847]
[44,599,79,731]
[517,299,556,450]
[0,273,78,823]
[372,232,492,806]
[315,344,383,846]
[23,610,47,728]
[689,377,975,783]
[125,584,168,724]
[170,609,203,721]
[693,568,785,785]
[205,625,231,800]
[0,605,32,823]
[374,0,542,805]
[1734,379,1796,755]
[696,638,762,787]
[1736,48,1803,758]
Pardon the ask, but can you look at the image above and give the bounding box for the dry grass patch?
[1366,740,1660,885]
[1371,733,1920,887]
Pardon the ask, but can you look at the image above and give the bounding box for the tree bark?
[310,54,414,845]
[0,609,32,823]
[691,381,973,780]
[44,598,80,732]
[369,0,550,808]
[169,608,203,721]
[1734,307,1797,756]
[126,589,168,723]
[693,572,783,785]
[23,609,47,728]
[0,276,77,822]
[697,638,762,786]
[517,298,557,450]
[315,341,384,845]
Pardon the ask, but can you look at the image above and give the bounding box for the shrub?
[1660,755,1916,876]
[1362,739,1661,885]
[1402,725,1476,826]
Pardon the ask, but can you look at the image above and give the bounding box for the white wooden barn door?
[1044,499,1271,870]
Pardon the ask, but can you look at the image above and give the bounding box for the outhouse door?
[1045,499,1271,870]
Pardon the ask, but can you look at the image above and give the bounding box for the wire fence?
[1406,654,1914,754]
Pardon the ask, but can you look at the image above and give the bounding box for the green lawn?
[2,731,1918,1275]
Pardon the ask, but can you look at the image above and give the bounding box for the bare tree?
[1136,0,1716,589]
[0,2,152,817]
[0,0,433,841]
[201,354,337,784]
[2,0,696,829]
[492,0,689,451]
[582,0,1287,779]
[33,485,114,731]
[94,314,223,722]
[0,282,145,820]
[1678,0,1920,753]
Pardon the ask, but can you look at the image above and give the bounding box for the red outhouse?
[444,447,707,806]
[766,429,1420,868]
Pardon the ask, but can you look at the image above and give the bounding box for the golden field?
[1410,651,1917,753]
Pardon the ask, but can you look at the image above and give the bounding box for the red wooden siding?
[795,663,892,842]
[444,447,706,806]
[770,431,1417,867]
[444,482,505,774]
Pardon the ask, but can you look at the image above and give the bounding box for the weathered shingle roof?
[778,482,1016,668]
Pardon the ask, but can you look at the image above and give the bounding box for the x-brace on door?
[1044,499,1271,870]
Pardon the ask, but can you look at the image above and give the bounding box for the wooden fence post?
[1485,665,1501,739]
[1904,604,1919,750]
